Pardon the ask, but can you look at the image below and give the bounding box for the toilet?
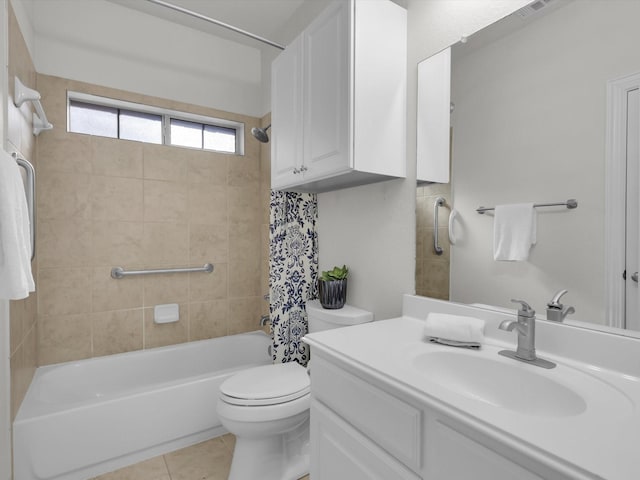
[217,300,373,480]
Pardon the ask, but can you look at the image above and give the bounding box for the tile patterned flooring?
[91,434,310,480]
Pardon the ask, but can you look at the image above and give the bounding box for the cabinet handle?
[293,168,300,174]
[300,165,308,172]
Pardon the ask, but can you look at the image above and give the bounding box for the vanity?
[303,295,640,480]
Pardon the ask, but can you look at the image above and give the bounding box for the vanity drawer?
[311,356,422,471]
[311,399,421,480]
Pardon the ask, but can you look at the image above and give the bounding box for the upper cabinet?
[417,47,451,183]
[271,0,407,193]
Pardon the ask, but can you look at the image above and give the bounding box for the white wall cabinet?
[310,354,581,480]
[270,0,407,193]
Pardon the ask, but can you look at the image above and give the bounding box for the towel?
[493,203,536,261]
[424,313,485,349]
[0,150,35,299]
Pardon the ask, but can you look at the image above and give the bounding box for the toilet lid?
[220,363,310,406]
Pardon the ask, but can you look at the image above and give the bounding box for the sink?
[412,350,587,417]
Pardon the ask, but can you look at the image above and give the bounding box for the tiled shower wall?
[7,3,38,422]
[416,183,450,300]
[35,74,270,365]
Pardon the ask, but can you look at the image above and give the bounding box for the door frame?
[605,72,640,329]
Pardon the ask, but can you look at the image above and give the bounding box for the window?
[67,92,244,155]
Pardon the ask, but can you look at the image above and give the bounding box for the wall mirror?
[417,0,640,337]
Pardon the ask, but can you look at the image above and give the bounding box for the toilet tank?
[306,300,373,333]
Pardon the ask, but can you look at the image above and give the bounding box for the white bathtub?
[13,330,271,480]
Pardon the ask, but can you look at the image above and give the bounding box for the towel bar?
[13,153,35,261]
[476,199,578,214]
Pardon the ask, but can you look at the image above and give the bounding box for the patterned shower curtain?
[269,191,318,366]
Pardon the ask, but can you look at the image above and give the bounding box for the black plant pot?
[318,279,347,309]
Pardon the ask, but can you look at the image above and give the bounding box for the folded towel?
[424,313,485,348]
[0,150,35,300]
[493,203,536,261]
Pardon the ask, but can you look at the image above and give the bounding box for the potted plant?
[318,265,349,309]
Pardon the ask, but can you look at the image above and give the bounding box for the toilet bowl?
[218,300,373,480]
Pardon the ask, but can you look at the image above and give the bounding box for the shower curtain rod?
[145,0,286,50]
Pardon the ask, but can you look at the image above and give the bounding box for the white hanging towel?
[493,203,536,261]
[0,150,35,299]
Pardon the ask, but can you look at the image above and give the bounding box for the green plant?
[320,265,349,281]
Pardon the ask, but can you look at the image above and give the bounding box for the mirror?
[416,0,640,335]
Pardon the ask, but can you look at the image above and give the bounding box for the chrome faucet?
[498,299,555,369]
[546,289,575,322]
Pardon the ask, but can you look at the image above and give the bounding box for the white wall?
[449,1,640,325]
[30,0,263,117]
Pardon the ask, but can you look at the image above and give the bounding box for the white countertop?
[304,309,640,480]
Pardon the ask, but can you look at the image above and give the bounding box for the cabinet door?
[271,34,303,189]
[303,0,351,181]
[311,400,421,480]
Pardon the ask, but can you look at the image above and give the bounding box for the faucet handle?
[548,289,568,308]
[510,299,535,316]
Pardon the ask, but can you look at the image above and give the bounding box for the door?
[625,87,640,330]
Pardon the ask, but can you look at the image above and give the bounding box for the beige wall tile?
[227,297,261,335]
[91,175,143,221]
[92,136,143,178]
[228,155,260,186]
[92,221,145,267]
[38,267,92,316]
[92,267,144,313]
[228,223,261,264]
[228,262,261,298]
[189,263,227,302]
[189,300,228,341]
[188,184,227,225]
[36,129,93,175]
[189,223,228,264]
[143,143,187,182]
[142,222,189,267]
[187,152,227,185]
[228,186,260,225]
[38,218,92,268]
[38,171,92,220]
[92,309,143,357]
[143,273,189,306]
[38,313,92,364]
[143,179,187,222]
[143,305,188,349]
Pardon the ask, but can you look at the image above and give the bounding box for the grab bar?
[434,197,446,255]
[476,199,578,214]
[13,153,36,261]
[111,263,214,279]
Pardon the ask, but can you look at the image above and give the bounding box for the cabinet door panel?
[311,400,420,480]
[303,0,351,180]
[271,34,303,189]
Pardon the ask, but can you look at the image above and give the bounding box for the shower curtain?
[269,191,318,366]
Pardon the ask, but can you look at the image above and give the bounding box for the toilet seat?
[220,363,310,407]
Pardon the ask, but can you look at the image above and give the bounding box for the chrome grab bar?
[434,197,446,255]
[111,263,214,279]
[13,153,35,261]
[476,198,578,214]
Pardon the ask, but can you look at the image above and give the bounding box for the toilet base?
[228,417,309,480]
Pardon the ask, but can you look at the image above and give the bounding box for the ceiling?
[107,0,310,50]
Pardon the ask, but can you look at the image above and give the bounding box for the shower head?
[251,124,271,143]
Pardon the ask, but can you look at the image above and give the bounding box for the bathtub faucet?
[260,314,270,327]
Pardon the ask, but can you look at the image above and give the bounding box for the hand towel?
[0,150,35,299]
[493,203,536,261]
[424,313,485,348]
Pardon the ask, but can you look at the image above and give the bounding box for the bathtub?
[13,330,271,480]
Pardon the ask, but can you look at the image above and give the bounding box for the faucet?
[546,289,575,322]
[498,299,555,369]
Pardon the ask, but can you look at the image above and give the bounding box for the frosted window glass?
[120,110,162,144]
[170,119,202,148]
[69,101,117,137]
[204,125,236,153]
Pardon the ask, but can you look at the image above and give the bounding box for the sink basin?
[412,350,587,417]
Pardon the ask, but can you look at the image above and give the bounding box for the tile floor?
[91,434,310,480]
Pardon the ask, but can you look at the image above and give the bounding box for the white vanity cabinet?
[270,0,407,193]
[309,351,585,480]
